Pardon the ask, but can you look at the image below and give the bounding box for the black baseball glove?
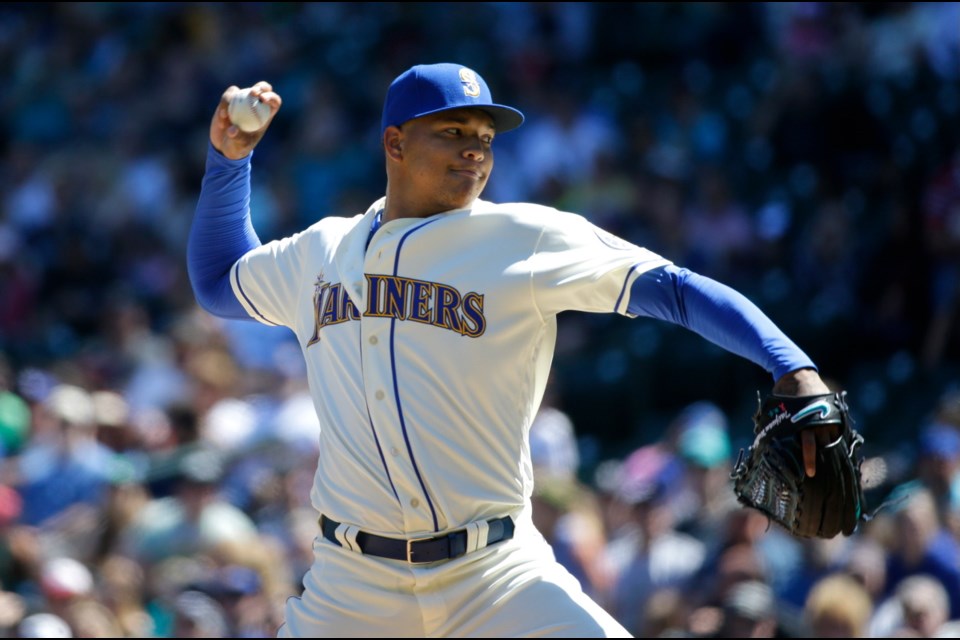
[730,390,869,539]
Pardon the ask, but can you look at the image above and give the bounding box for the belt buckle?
[406,537,431,564]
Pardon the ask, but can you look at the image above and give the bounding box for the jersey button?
[369,336,378,345]
[410,498,420,509]
[390,447,400,456]
[375,390,385,400]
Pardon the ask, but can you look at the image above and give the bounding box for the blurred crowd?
[529,389,960,638]
[1,2,959,637]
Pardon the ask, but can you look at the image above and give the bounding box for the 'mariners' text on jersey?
[308,274,486,345]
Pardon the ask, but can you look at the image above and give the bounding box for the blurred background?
[1,2,959,637]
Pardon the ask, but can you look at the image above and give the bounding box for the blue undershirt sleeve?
[186,143,262,319]
[627,264,816,382]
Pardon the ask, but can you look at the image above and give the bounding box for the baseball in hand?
[228,87,271,133]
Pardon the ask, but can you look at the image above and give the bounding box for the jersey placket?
[361,225,436,533]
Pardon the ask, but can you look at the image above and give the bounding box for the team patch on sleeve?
[593,227,640,251]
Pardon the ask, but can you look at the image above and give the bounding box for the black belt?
[321,515,514,564]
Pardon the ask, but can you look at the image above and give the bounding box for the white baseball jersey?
[231,196,670,538]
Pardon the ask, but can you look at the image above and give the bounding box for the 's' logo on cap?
[459,68,481,98]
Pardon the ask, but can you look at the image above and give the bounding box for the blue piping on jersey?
[614,263,642,313]
[232,262,280,326]
[389,216,444,533]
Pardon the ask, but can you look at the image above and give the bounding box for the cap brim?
[405,104,525,133]
[479,105,525,133]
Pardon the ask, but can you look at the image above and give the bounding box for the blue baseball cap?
[381,63,524,135]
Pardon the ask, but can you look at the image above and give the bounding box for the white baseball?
[228,87,271,133]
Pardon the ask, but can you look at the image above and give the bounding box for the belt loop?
[335,522,362,553]
[464,520,490,553]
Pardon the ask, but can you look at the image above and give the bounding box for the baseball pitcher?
[188,63,853,638]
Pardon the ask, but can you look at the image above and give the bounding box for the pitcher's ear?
[384,126,403,160]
